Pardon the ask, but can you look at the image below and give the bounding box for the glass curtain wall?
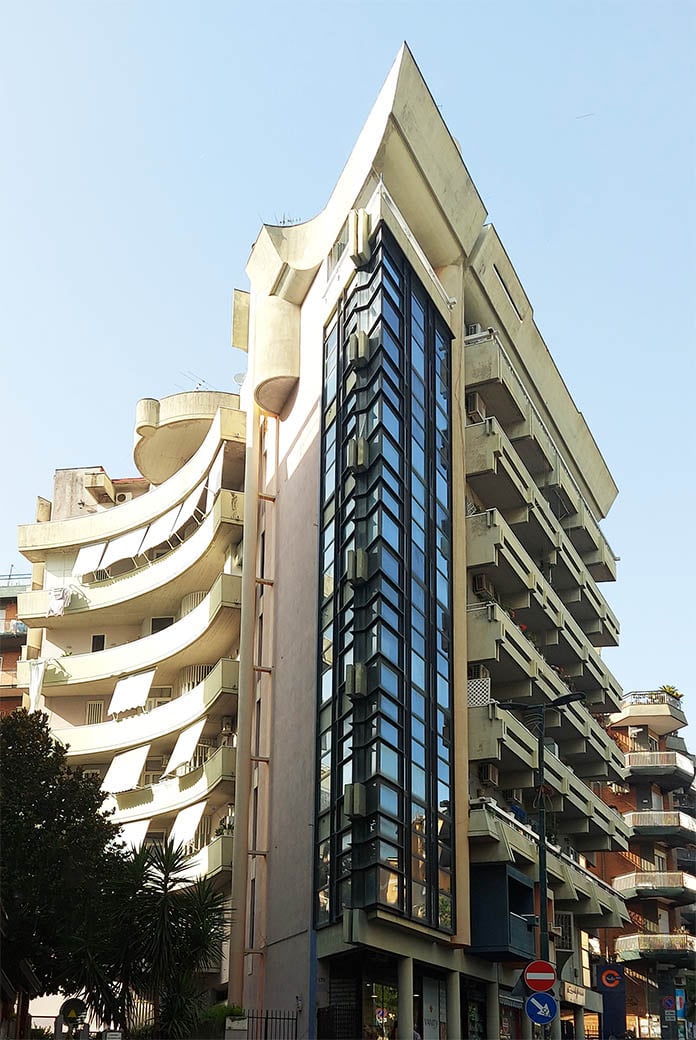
[315,225,454,933]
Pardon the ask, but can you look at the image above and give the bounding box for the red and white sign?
[524,960,557,992]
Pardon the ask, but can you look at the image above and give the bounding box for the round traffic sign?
[60,997,87,1023]
[525,993,559,1025]
[524,960,557,992]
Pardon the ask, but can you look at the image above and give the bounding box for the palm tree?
[74,839,231,1039]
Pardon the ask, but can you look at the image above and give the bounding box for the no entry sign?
[524,960,557,992]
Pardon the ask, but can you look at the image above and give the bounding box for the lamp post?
[497,692,586,961]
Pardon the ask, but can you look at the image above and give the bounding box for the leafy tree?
[0,709,125,998]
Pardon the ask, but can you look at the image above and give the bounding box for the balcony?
[0,573,31,598]
[614,932,696,967]
[18,408,245,563]
[624,750,695,792]
[109,744,236,826]
[467,600,623,717]
[468,798,628,928]
[610,691,687,736]
[186,832,234,882]
[134,392,243,485]
[0,619,27,642]
[53,658,238,760]
[624,811,696,847]
[21,573,241,697]
[18,490,243,631]
[467,509,618,650]
[612,871,696,906]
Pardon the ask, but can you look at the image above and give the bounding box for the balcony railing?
[0,620,27,636]
[0,573,31,587]
[622,690,683,711]
[614,932,696,957]
[625,751,694,773]
[624,811,696,836]
[613,871,696,895]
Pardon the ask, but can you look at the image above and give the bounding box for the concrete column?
[398,956,414,1040]
[573,1005,585,1039]
[550,1008,562,1039]
[446,970,461,1040]
[485,979,499,1040]
[521,1010,533,1039]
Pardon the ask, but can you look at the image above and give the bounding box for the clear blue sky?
[1,1,694,715]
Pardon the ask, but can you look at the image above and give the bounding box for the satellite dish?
[233,372,247,387]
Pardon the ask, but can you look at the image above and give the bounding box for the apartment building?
[593,690,696,1038]
[0,571,29,715]
[15,45,662,1039]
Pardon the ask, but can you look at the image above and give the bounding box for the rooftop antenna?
[181,370,216,392]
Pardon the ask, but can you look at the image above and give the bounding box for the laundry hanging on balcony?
[107,669,157,716]
[119,818,152,850]
[162,718,207,777]
[101,743,151,794]
[169,800,207,848]
[72,542,106,581]
[28,659,46,712]
[47,586,73,617]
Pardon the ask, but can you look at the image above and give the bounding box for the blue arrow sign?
[525,993,559,1025]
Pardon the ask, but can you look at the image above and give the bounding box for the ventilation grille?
[554,912,574,951]
[86,701,104,726]
[468,678,491,707]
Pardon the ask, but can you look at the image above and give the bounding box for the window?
[150,617,174,635]
[91,634,105,652]
[85,701,104,726]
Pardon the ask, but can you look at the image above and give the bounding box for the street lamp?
[496,692,586,961]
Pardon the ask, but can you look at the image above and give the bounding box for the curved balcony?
[53,658,238,759]
[624,811,696,848]
[28,574,241,697]
[610,691,687,736]
[614,932,696,967]
[18,408,245,563]
[613,870,696,905]
[18,491,243,631]
[134,392,242,485]
[110,744,236,826]
[624,751,695,792]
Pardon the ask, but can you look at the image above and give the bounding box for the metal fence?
[246,1009,298,1040]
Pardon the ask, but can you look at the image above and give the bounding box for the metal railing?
[0,619,27,635]
[0,572,31,587]
[615,932,696,955]
[624,811,696,834]
[626,750,694,773]
[613,870,696,893]
[622,690,684,711]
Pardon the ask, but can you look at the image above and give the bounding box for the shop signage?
[562,982,586,1005]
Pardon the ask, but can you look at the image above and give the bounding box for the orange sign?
[600,968,622,989]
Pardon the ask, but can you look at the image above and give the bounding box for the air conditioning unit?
[466,323,483,337]
[544,740,560,758]
[472,573,495,598]
[468,663,490,680]
[479,763,499,787]
[465,391,486,423]
[503,788,524,804]
[345,662,367,699]
[115,491,134,504]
